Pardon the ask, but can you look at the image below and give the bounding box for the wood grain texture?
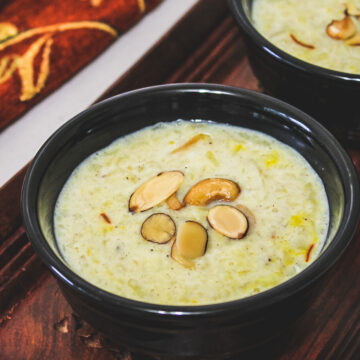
[0,165,28,240]
[0,1,359,359]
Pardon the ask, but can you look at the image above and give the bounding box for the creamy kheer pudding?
[253,0,360,74]
[54,121,329,305]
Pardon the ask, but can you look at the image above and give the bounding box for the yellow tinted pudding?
[253,0,360,74]
[54,121,329,305]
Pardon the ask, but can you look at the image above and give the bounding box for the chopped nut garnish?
[141,213,176,244]
[344,3,360,16]
[290,34,315,49]
[184,178,240,206]
[346,32,360,45]
[171,221,208,268]
[326,16,356,40]
[129,171,184,212]
[171,245,195,269]
[171,134,211,154]
[207,205,248,239]
[166,193,185,210]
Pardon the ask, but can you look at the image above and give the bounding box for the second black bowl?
[229,0,360,146]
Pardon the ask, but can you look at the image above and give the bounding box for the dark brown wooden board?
[1,1,359,359]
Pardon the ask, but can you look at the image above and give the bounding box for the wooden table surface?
[0,1,359,359]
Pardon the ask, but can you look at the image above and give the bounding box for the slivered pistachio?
[326,16,356,40]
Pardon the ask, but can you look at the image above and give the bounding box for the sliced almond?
[289,34,315,49]
[166,193,185,210]
[184,178,240,206]
[326,16,356,40]
[129,171,184,212]
[346,32,360,45]
[171,245,195,269]
[171,134,211,154]
[141,213,176,244]
[207,205,248,239]
[171,221,208,268]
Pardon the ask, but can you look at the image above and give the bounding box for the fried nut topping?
[346,32,360,45]
[129,171,184,212]
[326,15,356,40]
[171,221,208,268]
[344,3,360,16]
[290,34,315,49]
[141,213,176,244]
[166,192,185,210]
[207,205,248,239]
[184,178,240,206]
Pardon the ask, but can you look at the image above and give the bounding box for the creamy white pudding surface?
[54,121,329,305]
[253,0,360,74]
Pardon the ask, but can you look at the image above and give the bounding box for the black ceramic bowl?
[228,0,360,146]
[22,84,359,359]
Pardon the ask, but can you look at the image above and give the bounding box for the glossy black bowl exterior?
[22,84,359,359]
[229,0,360,146]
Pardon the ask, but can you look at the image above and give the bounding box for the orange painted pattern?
[0,0,162,130]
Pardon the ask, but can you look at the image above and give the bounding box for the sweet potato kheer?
[54,121,329,305]
[253,0,360,74]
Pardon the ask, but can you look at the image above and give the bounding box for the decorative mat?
[0,0,162,131]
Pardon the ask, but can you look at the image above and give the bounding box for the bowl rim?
[21,83,360,318]
[228,0,360,83]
